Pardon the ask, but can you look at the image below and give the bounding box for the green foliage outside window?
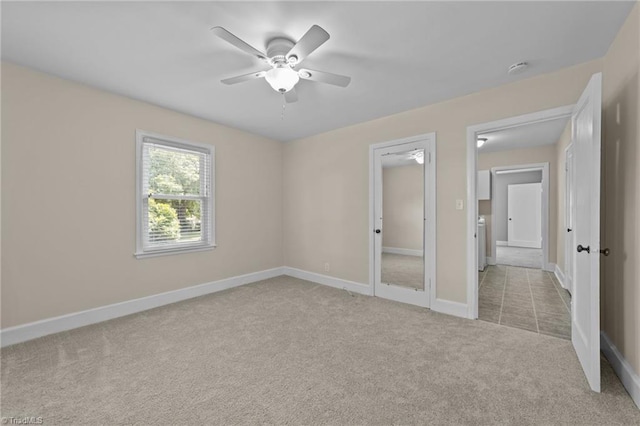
[148,198,179,241]
[147,147,203,243]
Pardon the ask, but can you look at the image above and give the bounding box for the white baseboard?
[543,262,556,273]
[382,247,423,257]
[0,267,285,348]
[431,298,469,319]
[509,241,542,249]
[496,241,508,247]
[601,332,640,410]
[285,267,469,320]
[2,265,469,348]
[283,267,371,296]
[554,264,566,288]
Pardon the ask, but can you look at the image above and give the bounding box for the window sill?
[134,244,216,259]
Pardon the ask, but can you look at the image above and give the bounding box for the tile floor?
[478,265,572,339]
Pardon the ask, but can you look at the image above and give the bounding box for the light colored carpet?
[381,252,423,290]
[2,276,639,424]
[496,246,543,269]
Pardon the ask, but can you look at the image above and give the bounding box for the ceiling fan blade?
[286,25,330,64]
[211,26,268,61]
[298,68,351,88]
[221,70,268,85]
[284,88,298,103]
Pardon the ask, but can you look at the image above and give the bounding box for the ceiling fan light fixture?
[265,66,299,93]
[299,70,312,79]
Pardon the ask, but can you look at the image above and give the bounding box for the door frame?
[369,133,437,307]
[564,143,575,294]
[490,163,549,265]
[466,105,573,319]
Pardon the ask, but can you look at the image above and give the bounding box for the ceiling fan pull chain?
[281,95,286,120]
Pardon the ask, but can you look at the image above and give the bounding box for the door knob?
[567,228,572,232]
[375,229,381,234]
[509,218,512,221]
[600,248,610,256]
[577,244,590,253]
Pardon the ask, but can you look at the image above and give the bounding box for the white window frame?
[135,130,215,259]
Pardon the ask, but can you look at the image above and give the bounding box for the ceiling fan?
[211,25,351,103]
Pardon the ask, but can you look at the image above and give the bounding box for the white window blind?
[136,131,215,257]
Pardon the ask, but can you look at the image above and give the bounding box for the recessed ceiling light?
[508,62,529,75]
[477,137,488,148]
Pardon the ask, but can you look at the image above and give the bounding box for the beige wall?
[1,62,284,328]
[478,146,555,259]
[601,2,640,375]
[555,122,572,276]
[382,164,423,251]
[1,8,637,376]
[284,60,601,303]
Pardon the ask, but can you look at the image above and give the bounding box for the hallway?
[478,265,571,339]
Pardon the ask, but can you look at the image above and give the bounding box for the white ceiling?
[1,1,634,142]
[477,116,570,153]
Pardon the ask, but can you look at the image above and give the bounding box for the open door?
[571,72,602,392]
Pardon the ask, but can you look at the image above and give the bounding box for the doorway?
[467,72,603,392]
[467,105,573,319]
[490,163,550,270]
[369,133,436,308]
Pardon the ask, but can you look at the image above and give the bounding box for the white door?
[373,140,431,308]
[565,144,575,295]
[572,72,602,392]
[507,183,542,248]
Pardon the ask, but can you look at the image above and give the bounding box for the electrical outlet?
[324,262,330,272]
[456,199,464,210]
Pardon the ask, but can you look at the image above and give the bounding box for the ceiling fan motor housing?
[266,37,295,65]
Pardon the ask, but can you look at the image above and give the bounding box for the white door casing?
[467,106,573,320]
[564,144,575,294]
[507,183,542,248]
[369,134,436,309]
[571,72,602,393]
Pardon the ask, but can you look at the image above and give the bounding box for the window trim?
[135,129,215,259]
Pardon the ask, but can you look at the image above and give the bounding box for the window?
[135,130,214,258]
